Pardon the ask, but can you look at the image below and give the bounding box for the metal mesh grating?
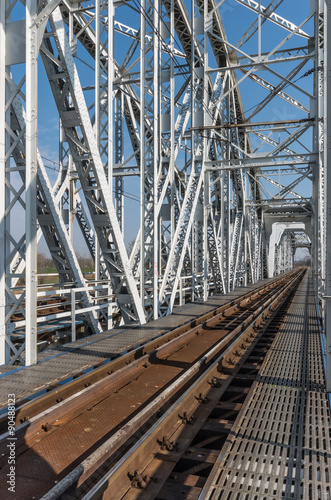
[201,272,331,500]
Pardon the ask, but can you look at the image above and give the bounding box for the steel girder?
[274,230,294,275]
[42,7,146,325]
[61,0,262,313]
[0,0,101,365]
[324,0,331,391]
[0,0,322,367]
[10,95,101,334]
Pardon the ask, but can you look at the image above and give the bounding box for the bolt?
[160,436,178,451]
[179,411,195,425]
[196,393,210,404]
[209,376,221,387]
[131,470,151,489]
[41,422,52,432]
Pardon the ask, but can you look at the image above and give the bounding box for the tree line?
[37,253,94,270]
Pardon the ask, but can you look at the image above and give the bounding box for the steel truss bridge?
[0,0,330,388]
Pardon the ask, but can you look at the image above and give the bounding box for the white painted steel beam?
[25,0,38,366]
[234,0,310,38]
[46,7,145,325]
[0,0,8,364]
[325,0,331,392]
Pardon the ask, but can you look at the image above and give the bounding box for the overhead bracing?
[0,0,326,373]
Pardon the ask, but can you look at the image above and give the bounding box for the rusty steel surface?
[0,275,284,413]
[0,272,292,429]
[84,269,331,500]
[75,269,304,500]
[0,270,304,500]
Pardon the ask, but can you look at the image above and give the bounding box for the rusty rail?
[0,271,296,426]
[0,269,304,500]
[74,268,305,500]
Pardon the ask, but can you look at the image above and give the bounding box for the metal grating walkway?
[200,271,331,500]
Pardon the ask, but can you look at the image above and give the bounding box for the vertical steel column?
[108,0,114,192]
[158,0,175,281]
[219,77,231,293]
[68,153,74,245]
[152,1,158,319]
[107,1,115,330]
[140,0,159,320]
[243,177,248,287]
[226,106,231,292]
[313,0,326,305]
[325,0,331,391]
[318,0,326,304]
[191,0,204,301]
[170,0,175,247]
[114,93,124,231]
[140,0,146,307]
[58,122,73,243]
[203,0,209,301]
[0,0,8,363]
[25,0,38,365]
[311,0,317,297]
[95,0,101,285]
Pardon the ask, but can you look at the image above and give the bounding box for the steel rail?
[79,268,305,500]
[21,269,304,499]
[1,275,292,443]
[2,276,300,494]
[0,272,295,426]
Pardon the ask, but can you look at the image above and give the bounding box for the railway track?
[0,269,305,499]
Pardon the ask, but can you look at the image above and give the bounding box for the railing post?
[179,278,183,307]
[108,284,113,330]
[71,289,76,342]
[325,0,331,392]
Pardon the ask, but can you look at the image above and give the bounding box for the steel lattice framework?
[0,0,329,388]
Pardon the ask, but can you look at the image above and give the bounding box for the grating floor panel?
[0,277,277,408]
[200,271,331,500]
